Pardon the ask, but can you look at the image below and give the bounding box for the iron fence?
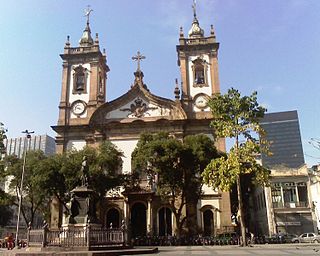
[27,226,125,249]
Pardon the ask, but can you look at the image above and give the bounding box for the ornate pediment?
[89,78,187,126]
[105,97,171,119]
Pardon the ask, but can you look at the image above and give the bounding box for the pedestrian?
[7,233,14,250]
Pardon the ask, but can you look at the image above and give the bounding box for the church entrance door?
[106,208,120,228]
[131,202,147,238]
[203,209,214,236]
[159,207,172,236]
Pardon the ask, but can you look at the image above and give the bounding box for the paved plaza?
[138,244,320,256]
[1,244,320,255]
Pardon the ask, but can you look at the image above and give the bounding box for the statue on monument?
[81,156,89,186]
[67,193,81,224]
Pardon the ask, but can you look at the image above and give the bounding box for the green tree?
[0,141,124,226]
[38,141,125,221]
[0,123,13,226]
[0,122,7,170]
[132,132,220,237]
[2,151,49,226]
[202,88,270,246]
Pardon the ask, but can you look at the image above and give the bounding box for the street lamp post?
[15,130,34,247]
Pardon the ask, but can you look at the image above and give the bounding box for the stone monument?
[63,156,100,227]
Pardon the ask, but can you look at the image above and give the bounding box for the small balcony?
[272,201,309,209]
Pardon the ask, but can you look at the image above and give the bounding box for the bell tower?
[176,1,220,116]
[57,7,109,127]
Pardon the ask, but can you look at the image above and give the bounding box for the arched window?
[192,58,208,87]
[73,65,87,93]
[195,64,205,84]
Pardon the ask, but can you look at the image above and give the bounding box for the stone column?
[213,209,218,237]
[265,186,277,236]
[295,184,300,206]
[280,185,284,207]
[123,199,129,227]
[123,199,129,245]
[147,199,153,235]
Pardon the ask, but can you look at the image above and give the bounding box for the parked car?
[291,233,320,243]
[280,234,298,243]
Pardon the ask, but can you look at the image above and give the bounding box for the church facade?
[51,6,232,237]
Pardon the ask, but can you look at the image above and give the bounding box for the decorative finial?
[84,5,93,24]
[79,6,94,46]
[210,24,215,35]
[95,33,99,44]
[174,79,180,100]
[132,51,146,72]
[65,35,70,47]
[188,0,204,38]
[179,26,184,38]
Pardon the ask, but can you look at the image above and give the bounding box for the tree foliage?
[0,122,7,169]
[1,151,48,226]
[202,88,270,245]
[0,141,124,226]
[203,88,269,188]
[0,123,12,226]
[132,132,220,236]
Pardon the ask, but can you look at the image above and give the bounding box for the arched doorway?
[106,208,120,228]
[203,209,214,236]
[131,202,147,238]
[158,207,172,236]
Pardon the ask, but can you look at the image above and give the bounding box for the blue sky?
[1,0,319,166]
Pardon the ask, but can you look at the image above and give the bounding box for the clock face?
[71,101,86,116]
[194,94,208,109]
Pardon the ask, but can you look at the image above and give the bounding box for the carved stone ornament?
[120,97,156,118]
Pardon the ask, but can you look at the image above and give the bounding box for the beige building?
[51,8,232,237]
[309,165,320,233]
[252,166,317,236]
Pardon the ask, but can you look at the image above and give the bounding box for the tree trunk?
[237,175,247,246]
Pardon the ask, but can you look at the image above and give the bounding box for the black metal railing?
[27,225,126,249]
[272,201,309,209]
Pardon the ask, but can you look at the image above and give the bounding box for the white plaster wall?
[106,97,170,119]
[66,140,86,151]
[111,139,138,174]
[188,54,212,98]
[193,105,210,112]
[202,184,219,194]
[200,133,219,195]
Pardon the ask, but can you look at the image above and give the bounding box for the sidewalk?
[0,247,158,256]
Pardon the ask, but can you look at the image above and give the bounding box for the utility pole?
[15,130,34,247]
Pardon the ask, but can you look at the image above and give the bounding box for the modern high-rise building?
[4,134,56,158]
[260,110,305,168]
[250,110,317,236]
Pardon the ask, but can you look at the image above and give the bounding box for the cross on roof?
[84,5,93,24]
[132,51,146,72]
[192,0,197,18]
